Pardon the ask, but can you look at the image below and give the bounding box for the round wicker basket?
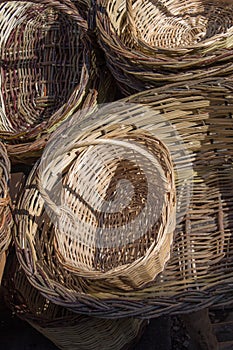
[96,0,233,94]
[37,107,177,290]
[0,0,94,163]
[3,253,145,350]
[14,79,233,317]
[5,68,117,164]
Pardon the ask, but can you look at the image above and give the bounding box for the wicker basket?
[36,107,177,291]
[0,0,96,163]
[96,0,233,94]
[2,253,145,350]
[6,67,117,164]
[14,79,233,317]
[0,142,12,257]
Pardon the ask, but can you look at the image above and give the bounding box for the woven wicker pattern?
[3,254,145,350]
[37,116,176,290]
[96,0,233,94]
[0,142,12,256]
[0,0,91,162]
[14,80,233,317]
[124,0,233,48]
[5,68,117,164]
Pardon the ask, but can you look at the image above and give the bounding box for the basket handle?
[37,137,169,222]
[0,0,88,30]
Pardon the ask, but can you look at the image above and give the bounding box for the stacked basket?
[0,0,115,164]
[96,0,233,94]
[13,79,233,319]
[0,0,233,349]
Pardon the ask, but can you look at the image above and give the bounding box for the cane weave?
[3,253,145,350]
[96,0,233,94]
[14,80,233,317]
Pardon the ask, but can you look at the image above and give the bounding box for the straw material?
[3,254,145,350]
[96,0,233,94]
[0,0,93,162]
[5,67,117,164]
[0,142,12,257]
[36,117,176,290]
[14,79,233,317]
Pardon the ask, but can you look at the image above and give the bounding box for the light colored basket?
[37,116,176,291]
[14,79,233,317]
[3,254,145,350]
[0,0,93,163]
[96,0,233,94]
[0,142,12,257]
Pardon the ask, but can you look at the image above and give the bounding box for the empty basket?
[96,0,233,94]
[37,104,177,291]
[0,0,93,162]
[14,79,233,317]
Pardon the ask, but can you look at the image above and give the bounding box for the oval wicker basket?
[0,142,12,256]
[14,79,233,317]
[96,0,233,94]
[3,253,145,350]
[37,112,177,290]
[0,0,94,163]
[5,67,117,164]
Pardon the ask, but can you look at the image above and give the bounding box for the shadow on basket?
[96,0,233,95]
[0,0,116,164]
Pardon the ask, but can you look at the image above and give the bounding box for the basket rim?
[96,0,233,58]
[13,81,233,317]
[0,1,91,142]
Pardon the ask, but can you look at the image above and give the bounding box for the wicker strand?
[96,0,233,94]
[3,253,146,350]
[0,0,88,29]
[14,80,233,318]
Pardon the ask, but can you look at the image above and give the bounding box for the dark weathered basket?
[5,67,117,164]
[3,253,145,350]
[96,0,233,94]
[14,79,233,318]
[0,142,12,256]
[0,0,98,162]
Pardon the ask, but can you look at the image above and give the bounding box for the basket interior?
[108,0,233,48]
[14,84,233,307]
[0,3,83,134]
[56,126,174,273]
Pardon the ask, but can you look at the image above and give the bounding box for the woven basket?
[6,67,117,164]
[3,253,145,350]
[36,109,177,291]
[0,142,12,257]
[0,0,95,163]
[14,79,233,317]
[96,0,233,94]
